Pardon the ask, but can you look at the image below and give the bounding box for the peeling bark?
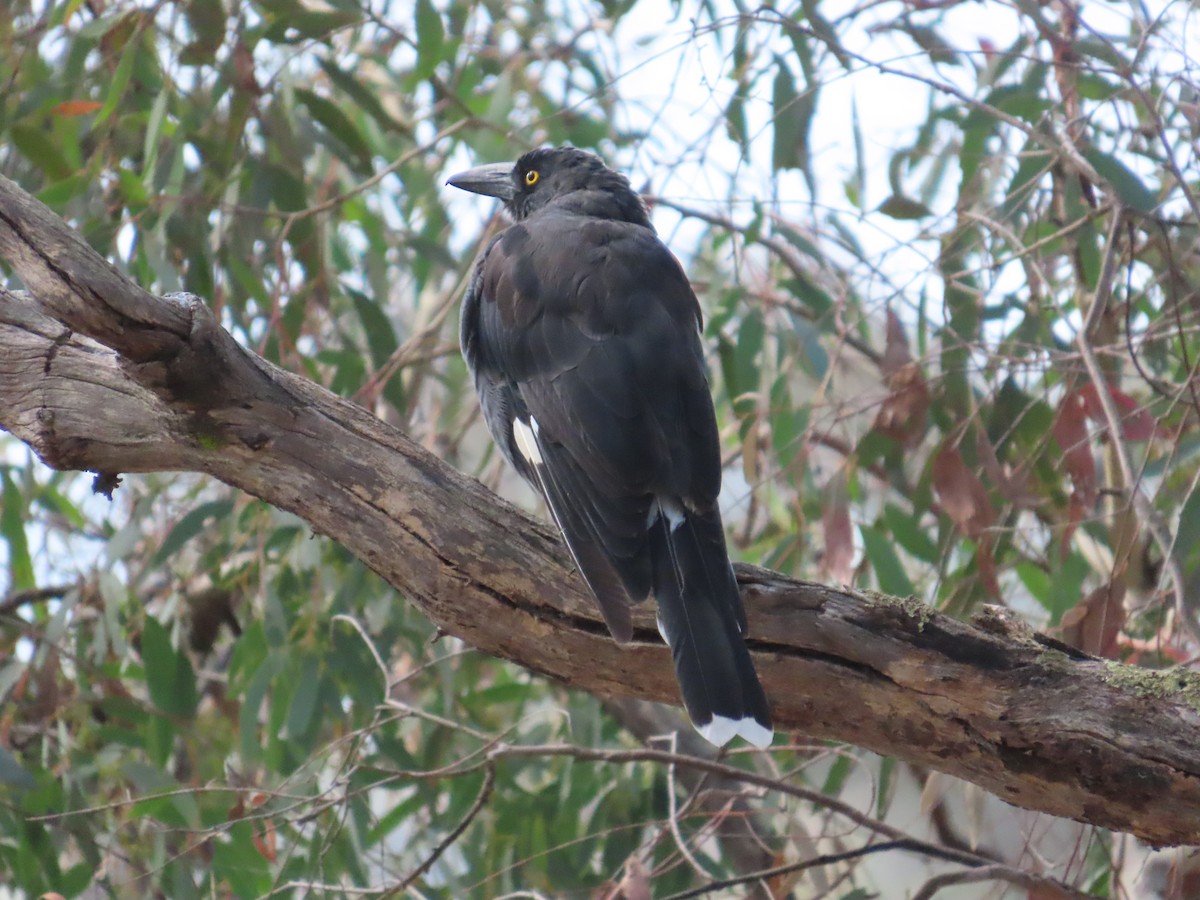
[2,174,1200,845]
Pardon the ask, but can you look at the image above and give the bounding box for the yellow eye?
[524,170,539,186]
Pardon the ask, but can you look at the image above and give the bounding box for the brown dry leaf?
[616,857,652,900]
[975,427,1037,508]
[253,818,277,862]
[1060,581,1127,658]
[1053,390,1097,503]
[768,847,802,896]
[738,397,763,487]
[873,313,930,446]
[1076,383,1161,441]
[880,309,913,377]
[822,479,856,585]
[1053,389,1097,550]
[932,442,993,540]
[874,364,930,446]
[919,770,949,816]
[1026,883,1079,900]
[232,39,262,96]
[975,535,1001,596]
[226,796,245,821]
[933,442,999,594]
[30,647,63,725]
[53,100,103,117]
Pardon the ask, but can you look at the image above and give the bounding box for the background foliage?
[1,0,1198,895]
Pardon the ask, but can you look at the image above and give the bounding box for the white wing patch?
[654,497,685,532]
[512,416,543,466]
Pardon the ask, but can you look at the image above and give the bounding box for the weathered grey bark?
[3,173,1200,846]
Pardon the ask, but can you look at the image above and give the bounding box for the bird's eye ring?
[524,170,539,186]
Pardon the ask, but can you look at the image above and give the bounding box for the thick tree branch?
[3,174,1200,845]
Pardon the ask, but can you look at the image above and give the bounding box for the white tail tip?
[695,714,774,749]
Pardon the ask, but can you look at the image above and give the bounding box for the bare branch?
[910,864,1088,900]
[0,582,76,617]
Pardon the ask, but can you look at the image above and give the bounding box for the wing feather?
[465,213,722,627]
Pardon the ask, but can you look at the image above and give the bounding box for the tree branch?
[3,173,1200,845]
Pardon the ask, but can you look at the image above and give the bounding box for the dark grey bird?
[447,147,772,747]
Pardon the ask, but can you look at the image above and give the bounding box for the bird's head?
[447,147,651,227]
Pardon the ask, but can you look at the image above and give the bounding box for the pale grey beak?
[446,162,516,201]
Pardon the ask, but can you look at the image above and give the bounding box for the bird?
[447,147,772,748]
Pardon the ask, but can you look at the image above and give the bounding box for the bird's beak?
[446,162,516,201]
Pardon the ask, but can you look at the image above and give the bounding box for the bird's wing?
[464,214,722,642]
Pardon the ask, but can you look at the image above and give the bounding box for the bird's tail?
[650,499,773,748]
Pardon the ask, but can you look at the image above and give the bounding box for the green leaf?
[239,654,282,763]
[724,309,764,414]
[1073,38,1130,71]
[792,318,829,380]
[725,88,750,160]
[150,498,235,568]
[1177,487,1200,596]
[262,9,362,43]
[900,24,960,65]
[213,821,272,897]
[861,526,915,596]
[882,504,938,563]
[877,194,932,220]
[140,617,198,718]
[821,753,851,796]
[296,87,374,175]
[123,760,199,827]
[180,0,224,64]
[283,656,321,741]
[254,160,309,212]
[1016,561,1051,608]
[9,124,73,179]
[348,287,399,368]
[798,0,850,69]
[848,96,866,210]
[1,470,34,593]
[1047,553,1091,624]
[318,58,403,132]
[771,57,815,187]
[876,756,896,817]
[141,85,171,177]
[985,82,1051,124]
[1084,148,1158,213]
[415,0,446,78]
[1000,134,1053,220]
[93,28,140,127]
[320,347,368,397]
[0,745,36,790]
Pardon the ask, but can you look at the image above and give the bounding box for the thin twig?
[662,844,1084,900]
[388,762,497,895]
[1073,209,1192,640]
[332,613,391,691]
[648,196,880,363]
[666,732,716,881]
[474,743,992,869]
[910,864,1091,900]
[0,583,76,617]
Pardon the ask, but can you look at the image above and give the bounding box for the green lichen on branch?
[1103,661,1200,713]
[860,588,933,632]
